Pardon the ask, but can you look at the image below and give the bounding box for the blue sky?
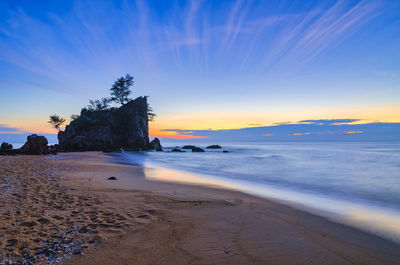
[0,0,399,142]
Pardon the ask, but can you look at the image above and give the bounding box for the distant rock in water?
[149,137,162,151]
[58,97,156,152]
[182,145,197,150]
[20,134,49,155]
[0,142,13,151]
[182,145,204,152]
[171,148,185,152]
[223,150,229,153]
[206,145,221,149]
[191,147,204,152]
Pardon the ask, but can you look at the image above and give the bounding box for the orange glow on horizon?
[147,104,400,133]
[345,130,364,134]
[1,104,399,138]
[149,126,207,139]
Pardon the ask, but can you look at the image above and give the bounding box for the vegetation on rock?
[48,115,65,131]
[110,74,134,105]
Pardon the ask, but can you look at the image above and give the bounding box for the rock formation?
[1,135,51,155]
[191,146,204,152]
[149,137,162,151]
[58,97,157,151]
[0,142,13,151]
[182,145,204,152]
[171,148,185,152]
[206,145,221,149]
[20,134,49,155]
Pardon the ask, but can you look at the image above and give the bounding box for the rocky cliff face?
[58,97,150,151]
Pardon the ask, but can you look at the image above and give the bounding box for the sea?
[117,141,400,243]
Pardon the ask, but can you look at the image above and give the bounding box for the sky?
[0,0,399,142]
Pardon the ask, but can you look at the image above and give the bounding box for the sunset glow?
[0,0,399,142]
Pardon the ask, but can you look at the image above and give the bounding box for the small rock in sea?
[107,176,117,180]
[191,147,204,152]
[223,150,229,153]
[206,144,221,149]
[171,148,185,152]
[181,145,204,152]
[149,137,163,151]
[182,145,197,149]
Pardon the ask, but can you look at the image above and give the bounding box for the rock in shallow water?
[206,145,221,149]
[182,145,204,152]
[191,147,204,152]
[149,137,162,151]
[171,148,185,152]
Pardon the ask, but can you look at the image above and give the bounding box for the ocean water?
[119,142,400,243]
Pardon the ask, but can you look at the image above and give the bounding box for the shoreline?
[122,152,400,244]
[1,152,399,264]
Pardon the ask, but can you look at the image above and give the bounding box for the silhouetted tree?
[110,74,133,105]
[48,115,65,131]
[88,97,111,111]
[70,114,80,121]
[147,103,156,121]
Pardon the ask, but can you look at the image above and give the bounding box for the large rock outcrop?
[58,97,152,151]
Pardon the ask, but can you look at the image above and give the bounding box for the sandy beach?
[0,152,399,264]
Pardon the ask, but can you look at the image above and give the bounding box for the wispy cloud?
[300,119,360,125]
[0,124,25,134]
[345,130,363,134]
[257,0,383,74]
[0,0,393,88]
[373,71,397,77]
[154,120,400,142]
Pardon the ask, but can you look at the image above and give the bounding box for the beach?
[1,152,399,264]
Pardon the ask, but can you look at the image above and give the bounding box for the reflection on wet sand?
[144,166,400,243]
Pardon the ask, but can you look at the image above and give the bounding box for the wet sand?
[1,152,399,264]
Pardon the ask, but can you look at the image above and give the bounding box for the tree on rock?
[88,97,111,111]
[147,102,156,121]
[48,115,65,131]
[110,74,134,105]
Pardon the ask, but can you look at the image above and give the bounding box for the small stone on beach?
[6,239,18,247]
[37,218,50,224]
[107,176,117,180]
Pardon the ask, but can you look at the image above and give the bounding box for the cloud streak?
[155,119,400,142]
[0,124,24,134]
[1,0,390,89]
